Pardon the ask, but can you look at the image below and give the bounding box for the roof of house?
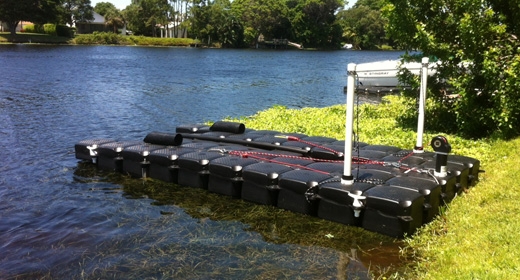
[91,12,105,24]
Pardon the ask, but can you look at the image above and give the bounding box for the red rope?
[228,150,419,175]
[398,151,415,163]
[229,150,330,175]
[284,135,343,156]
[227,137,419,174]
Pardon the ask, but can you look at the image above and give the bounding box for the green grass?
[72,33,196,46]
[0,32,197,47]
[0,32,72,44]
[225,95,519,279]
[226,96,492,160]
[402,138,520,279]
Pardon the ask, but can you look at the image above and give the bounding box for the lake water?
[0,45,405,279]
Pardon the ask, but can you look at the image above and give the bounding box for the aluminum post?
[414,57,429,153]
[342,63,356,185]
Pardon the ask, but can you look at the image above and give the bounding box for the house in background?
[157,21,187,38]
[75,12,106,34]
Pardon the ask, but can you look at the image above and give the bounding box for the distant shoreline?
[0,32,196,47]
[0,32,368,50]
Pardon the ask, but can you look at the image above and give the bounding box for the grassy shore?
[0,32,196,46]
[0,32,72,44]
[227,95,520,279]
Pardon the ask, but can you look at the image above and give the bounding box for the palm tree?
[105,9,125,33]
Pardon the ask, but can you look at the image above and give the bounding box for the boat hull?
[356,60,435,88]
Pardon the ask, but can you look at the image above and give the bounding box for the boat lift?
[342,57,435,186]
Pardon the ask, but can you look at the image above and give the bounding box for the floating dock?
[74,58,480,238]
[74,121,479,238]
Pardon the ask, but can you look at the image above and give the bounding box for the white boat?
[355,59,437,88]
[342,43,353,50]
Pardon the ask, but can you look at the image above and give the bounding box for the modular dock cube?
[121,144,164,178]
[241,163,293,205]
[96,141,142,172]
[177,151,225,189]
[317,181,375,225]
[362,185,425,238]
[277,170,333,216]
[305,162,345,176]
[208,156,259,197]
[384,176,441,223]
[74,139,116,162]
[148,147,195,183]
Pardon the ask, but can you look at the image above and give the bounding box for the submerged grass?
[227,95,520,279]
[73,163,399,279]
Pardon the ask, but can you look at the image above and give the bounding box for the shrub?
[22,24,35,33]
[22,24,45,34]
[73,33,196,46]
[74,32,129,45]
[56,25,73,37]
[43,24,57,35]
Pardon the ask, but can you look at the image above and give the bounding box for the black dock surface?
[75,122,480,238]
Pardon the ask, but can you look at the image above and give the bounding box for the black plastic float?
[74,57,482,238]
[177,151,225,189]
[120,144,165,178]
[96,141,143,172]
[241,162,293,206]
[277,169,332,216]
[74,138,116,162]
[207,156,260,198]
[74,121,481,238]
[147,146,195,183]
[362,185,424,237]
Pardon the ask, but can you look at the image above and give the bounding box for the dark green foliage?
[385,0,520,139]
[44,24,57,35]
[94,1,117,16]
[73,32,195,46]
[0,0,61,35]
[336,5,387,49]
[19,23,72,37]
[74,31,129,44]
[125,0,170,37]
[59,0,94,27]
[335,0,392,50]
[21,24,44,34]
[2,0,352,49]
[56,25,73,37]
[184,0,346,48]
[288,0,344,48]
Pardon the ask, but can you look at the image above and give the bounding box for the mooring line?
[276,135,343,157]
[228,150,331,175]
[226,149,419,175]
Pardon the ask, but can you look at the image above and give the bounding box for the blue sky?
[90,0,356,11]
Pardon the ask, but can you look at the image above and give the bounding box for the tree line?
[0,0,390,49]
[114,0,349,49]
[385,0,520,139]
